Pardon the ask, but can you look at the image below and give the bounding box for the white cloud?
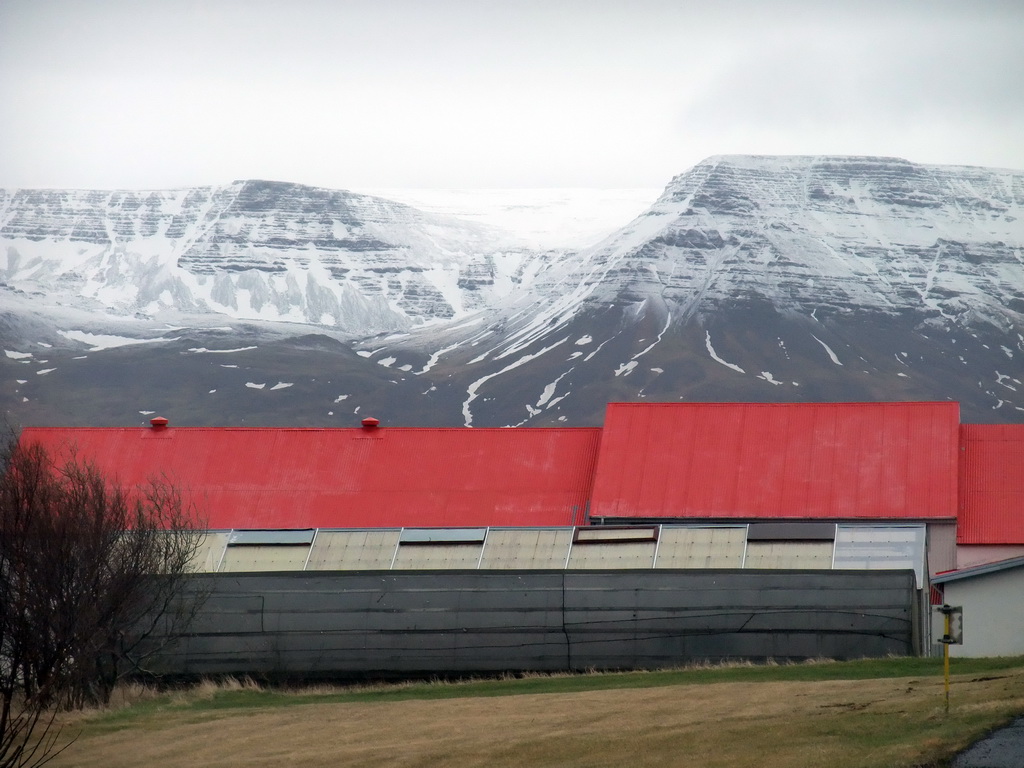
[1,0,1021,190]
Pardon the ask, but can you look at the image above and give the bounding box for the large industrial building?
[19,401,1024,670]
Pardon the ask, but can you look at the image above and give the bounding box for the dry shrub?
[168,677,265,705]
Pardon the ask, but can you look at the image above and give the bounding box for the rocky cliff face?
[570,155,1024,322]
[2,156,1023,428]
[0,180,539,333]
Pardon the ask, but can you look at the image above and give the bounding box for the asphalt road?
[952,717,1024,768]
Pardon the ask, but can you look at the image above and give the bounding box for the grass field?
[49,657,1024,768]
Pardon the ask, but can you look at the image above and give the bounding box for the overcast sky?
[1,0,1022,191]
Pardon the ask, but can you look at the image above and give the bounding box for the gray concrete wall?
[148,569,917,678]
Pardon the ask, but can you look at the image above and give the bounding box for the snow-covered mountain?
[577,155,1024,321]
[352,155,1024,425]
[0,179,555,332]
[3,156,1023,428]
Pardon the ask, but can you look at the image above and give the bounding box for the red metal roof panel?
[958,424,1024,544]
[588,402,959,520]
[18,426,601,529]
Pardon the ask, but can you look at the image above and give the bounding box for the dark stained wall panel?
[146,569,917,678]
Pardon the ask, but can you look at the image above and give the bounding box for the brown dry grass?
[49,669,1024,768]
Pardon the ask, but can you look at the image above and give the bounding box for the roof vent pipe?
[150,416,169,430]
[361,417,380,430]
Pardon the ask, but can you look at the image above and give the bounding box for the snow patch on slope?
[188,346,257,354]
[705,331,745,374]
[462,338,569,427]
[58,330,178,351]
[812,335,843,366]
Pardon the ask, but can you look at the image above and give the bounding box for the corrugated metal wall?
[147,569,917,678]
[958,424,1024,544]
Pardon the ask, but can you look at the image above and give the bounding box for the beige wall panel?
[655,527,746,568]
[188,531,230,573]
[566,541,656,569]
[925,522,958,575]
[954,544,1024,570]
[744,541,833,569]
[479,528,573,569]
[392,544,482,570]
[219,545,311,572]
[306,530,400,570]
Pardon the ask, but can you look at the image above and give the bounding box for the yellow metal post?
[943,611,951,714]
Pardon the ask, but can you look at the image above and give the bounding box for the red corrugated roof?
[588,402,960,520]
[18,425,601,529]
[958,424,1024,544]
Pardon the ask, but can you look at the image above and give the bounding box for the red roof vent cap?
[361,417,380,429]
[150,416,169,429]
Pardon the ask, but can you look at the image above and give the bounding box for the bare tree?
[0,430,206,766]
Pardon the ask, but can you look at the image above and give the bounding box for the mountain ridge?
[3,155,1023,428]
